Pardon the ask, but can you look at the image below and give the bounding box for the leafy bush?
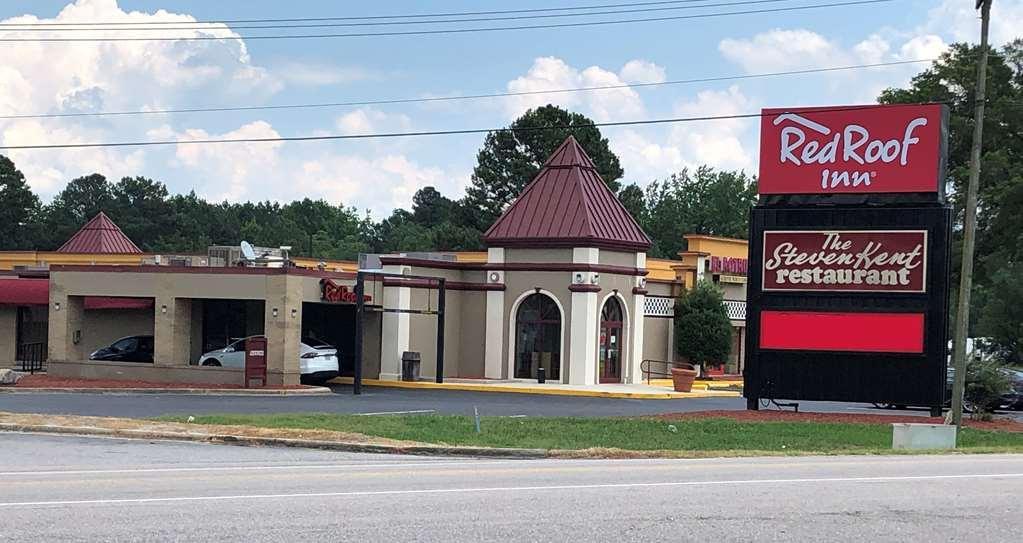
[964,357,1011,419]
[674,280,732,368]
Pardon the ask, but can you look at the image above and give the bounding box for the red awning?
[0,278,48,305]
[0,278,153,310]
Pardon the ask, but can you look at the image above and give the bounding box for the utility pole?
[951,0,992,428]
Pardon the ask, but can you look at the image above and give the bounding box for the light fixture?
[489,271,501,283]
[291,308,298,318]
[272,307,279,318]
[161,305,168,314]
[590,273,600,284]
[54,302,61,311]
[574,272,584,284]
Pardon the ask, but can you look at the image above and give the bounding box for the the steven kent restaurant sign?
[762,230,926,293]
[758,104,945,194]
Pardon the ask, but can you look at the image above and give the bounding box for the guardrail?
[16,342,46,374]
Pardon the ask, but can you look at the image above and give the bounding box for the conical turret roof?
[57,212,142,254]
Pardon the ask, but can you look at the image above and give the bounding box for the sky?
[1,0,1020,218]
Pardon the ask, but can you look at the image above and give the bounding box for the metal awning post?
[436,278,446,384]
[353,271,364,395]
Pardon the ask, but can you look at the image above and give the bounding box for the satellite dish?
[240,241,256,261]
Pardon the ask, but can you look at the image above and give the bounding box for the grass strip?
[158,414,1023,453]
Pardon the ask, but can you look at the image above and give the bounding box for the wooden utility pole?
[951,0,992,428]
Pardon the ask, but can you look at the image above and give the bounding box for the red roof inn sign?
[745,102,951,416]
[762,230,926,293]
[758,104,946,194]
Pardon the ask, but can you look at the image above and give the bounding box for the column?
[568,247,599,385]
[154,295,191,367]
[484,247,505,379]
[379,265,410,381]
[47,284,84,363]
[264,274,303,386]
[629,253,647,384]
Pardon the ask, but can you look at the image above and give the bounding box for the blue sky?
[1,0,1019,217]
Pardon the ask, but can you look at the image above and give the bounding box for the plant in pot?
[672,279,733,392]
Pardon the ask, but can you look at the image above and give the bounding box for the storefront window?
[599,297,624,383]
[515,293,561,380]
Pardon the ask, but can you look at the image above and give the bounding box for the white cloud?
[619,59,667,84]
[504,56,646,121]
[897,35,949,62]
[925,0,1023,46]
[172,121,283,201]
[336,108,412,136]
[273,61,379,87]
[0,0,280,199]
[719,29,852,73]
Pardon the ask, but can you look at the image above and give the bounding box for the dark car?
[89,335,154,363]
[1000,369,1023,410]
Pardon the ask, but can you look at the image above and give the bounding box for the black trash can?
[401,351,421,382]
[537,367,546,384]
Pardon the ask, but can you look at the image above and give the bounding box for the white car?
[196,336,339,384]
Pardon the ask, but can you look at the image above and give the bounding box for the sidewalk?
[331,376,742,400]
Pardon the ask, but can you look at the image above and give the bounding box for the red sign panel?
[709,256,748,275]
[320,278,372,304]
[758,104,944,195]
[759,311,925,353]
[762,230,927,293]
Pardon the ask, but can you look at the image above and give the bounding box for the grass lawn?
[159,413,1023,454]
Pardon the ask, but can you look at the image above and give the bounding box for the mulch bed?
[653,409,1023,433]
[10,374,312,390]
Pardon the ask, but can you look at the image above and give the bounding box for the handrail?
[641,359,698,384]
[16,342,46,374]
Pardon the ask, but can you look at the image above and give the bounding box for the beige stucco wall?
[458,291,487,378]
[0,307,15,369]
[598,250,639,268]
[643,316,673,364]
[503,248,575,264]
[645,281,676,297]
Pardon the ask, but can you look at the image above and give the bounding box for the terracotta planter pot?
[670,364,699,393]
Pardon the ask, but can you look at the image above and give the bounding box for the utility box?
[245,336,268,388]
[401,351,421,382]
[892,423,957,450]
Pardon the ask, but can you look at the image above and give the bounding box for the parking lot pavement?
[3,432,1022,542]
[2,385,1019,420]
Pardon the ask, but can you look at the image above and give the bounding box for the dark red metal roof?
[483,136,651,251]
[57,212,142,254]
[0,278,152,309]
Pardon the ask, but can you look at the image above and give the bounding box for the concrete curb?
[0,386,334,396]
[330,377,741,400]
[0,423,550,459]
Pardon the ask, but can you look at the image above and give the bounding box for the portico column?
[154,293,191,367]
[484,248,505,379]
[47,279,84,363]
[264,274,303,386]
[629,252,647,384]
[568,247,599,385]
[379,264,411,381]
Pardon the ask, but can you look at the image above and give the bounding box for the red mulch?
[10,375,312,390]
[653,409,1023,433]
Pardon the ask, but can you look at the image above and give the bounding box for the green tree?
[109,176,173,252]
[0,155,41,250]
[642,168,757,258]
[617,183,647,225]
[464,105,624,226]
[674,280,733,368]
[42,173,114,249]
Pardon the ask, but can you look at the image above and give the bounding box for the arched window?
[599,297,625,383]
[515,293,562,380]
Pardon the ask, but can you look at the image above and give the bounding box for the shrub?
[964,356,1011,419]
[674,280,732,368]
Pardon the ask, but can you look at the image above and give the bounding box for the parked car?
[1000,369,1023,410]
[89,335,154,363]
[196,336,339,385]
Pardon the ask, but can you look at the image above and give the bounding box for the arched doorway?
[514,293,562,380]
[599,297,624,383]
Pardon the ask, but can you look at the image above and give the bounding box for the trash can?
[401,351,421,382]
[537,367,546,384]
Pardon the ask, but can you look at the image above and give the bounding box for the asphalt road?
[2,433,1021,542]
[3,385,1003,419]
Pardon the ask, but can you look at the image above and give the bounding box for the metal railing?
[16,342,46,374]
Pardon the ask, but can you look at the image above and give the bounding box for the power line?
[0,0,799,32]
[0,0,788,26]
[0,0,894,42]
[0,103,946,151]
[0,59,933,120]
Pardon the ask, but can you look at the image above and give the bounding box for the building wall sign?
[320,278,372,304]
[762,230,927,293]
[709,256,748,275]
[758,104,945,195]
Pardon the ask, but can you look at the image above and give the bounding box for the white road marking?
[0,459,528,477]
[356,409,436,416]
[3,473,1021,508]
